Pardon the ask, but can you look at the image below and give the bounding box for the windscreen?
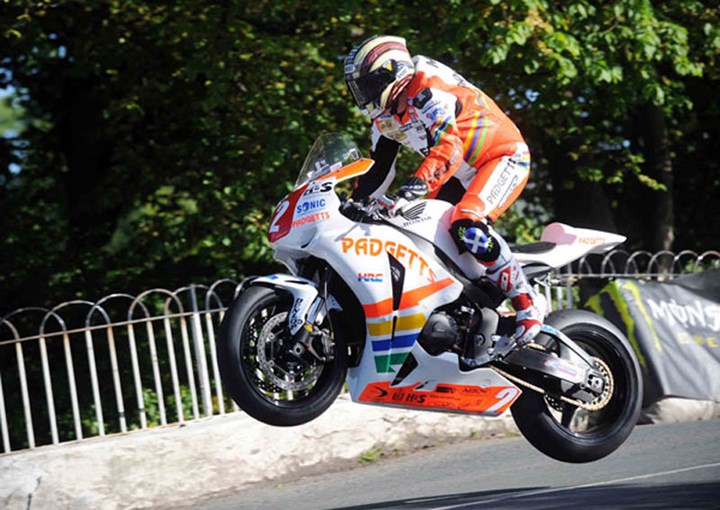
[295,133,362,187]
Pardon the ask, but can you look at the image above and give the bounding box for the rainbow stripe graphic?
[463,89,488,166]
[368,313,425,373]
[363,278,454,373]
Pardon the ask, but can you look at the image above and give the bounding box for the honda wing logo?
[401,203,428,224]
[402,203,426,220]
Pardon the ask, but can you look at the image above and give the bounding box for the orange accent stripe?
[363,298,394,319]
[399,277,454,310]
[363,277,455,319]
[358,381,520,415]
[326,158,374,181]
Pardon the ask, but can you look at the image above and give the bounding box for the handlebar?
[341,193,416,223]
[341,197,386,221]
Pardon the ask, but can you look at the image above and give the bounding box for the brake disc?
[256,312,322,392]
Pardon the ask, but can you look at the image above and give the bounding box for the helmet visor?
[346,65,395,110]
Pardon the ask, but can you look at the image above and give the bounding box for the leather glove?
[398,176,428,201]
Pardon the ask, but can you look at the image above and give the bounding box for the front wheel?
[217,285,348,426]
[510,309,643,463]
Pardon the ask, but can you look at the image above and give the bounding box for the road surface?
[193,419,720,510]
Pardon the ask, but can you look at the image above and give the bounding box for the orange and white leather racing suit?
[353,55,544,348]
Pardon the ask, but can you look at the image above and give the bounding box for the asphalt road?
[195,419,720,510]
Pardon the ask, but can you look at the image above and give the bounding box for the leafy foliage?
[0,0,718,314]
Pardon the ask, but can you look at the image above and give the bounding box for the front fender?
[249,274,340,335]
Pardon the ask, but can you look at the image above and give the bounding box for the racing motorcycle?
[218,133,642,463]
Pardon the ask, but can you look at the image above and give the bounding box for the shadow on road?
[334,481,720,509]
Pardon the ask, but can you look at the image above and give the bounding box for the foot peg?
[461,335,519,368]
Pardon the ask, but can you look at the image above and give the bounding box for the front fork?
[249,273,340,362]
[289,295,335,362]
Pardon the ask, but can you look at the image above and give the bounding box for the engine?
[417,311,461,355]
[418,306,502,358]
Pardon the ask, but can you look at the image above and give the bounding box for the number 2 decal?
[267,185,305,243]
[269,199,289,234]
[486,387,521,415]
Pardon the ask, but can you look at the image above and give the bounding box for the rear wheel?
[510,309,642,463]
[218,285,347,426]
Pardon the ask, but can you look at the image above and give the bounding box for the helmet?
[344,35,415,119]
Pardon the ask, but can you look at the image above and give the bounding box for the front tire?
[218,285,348,426]
[510,309,642,463]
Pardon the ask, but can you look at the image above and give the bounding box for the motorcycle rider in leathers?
[344,35,545,351]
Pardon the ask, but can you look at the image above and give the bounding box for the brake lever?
[342,198,383,221]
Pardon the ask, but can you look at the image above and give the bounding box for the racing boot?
[485,255,546,350]
[509,287,546,347]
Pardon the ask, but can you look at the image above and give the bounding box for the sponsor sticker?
[296,198,327,216]
[340,237,438,282]
[291,211,329,228]
[358,273,383,283]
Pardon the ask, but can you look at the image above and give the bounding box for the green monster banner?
[583,271,720,406]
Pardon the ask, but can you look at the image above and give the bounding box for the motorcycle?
[218,133,642,463]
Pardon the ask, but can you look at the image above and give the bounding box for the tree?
[0,0,718,316]
[0,1,367,311]
[398,0,715,251]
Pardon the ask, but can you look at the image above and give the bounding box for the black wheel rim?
[543,328,634,438]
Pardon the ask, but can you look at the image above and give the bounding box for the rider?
[344,34,544,351]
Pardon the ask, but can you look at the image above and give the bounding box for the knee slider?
[450,219,500,263]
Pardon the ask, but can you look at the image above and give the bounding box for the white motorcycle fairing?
[261,150,625,416]
[263,157,523,416]
[219,133,643,463]
[516,223,626,268]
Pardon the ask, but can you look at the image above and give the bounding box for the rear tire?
[510,309,642,463]
[218,285,347,426]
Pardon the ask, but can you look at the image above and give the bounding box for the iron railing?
[1,249,718,454]
[0,280,242,454]
[548,248,720,308]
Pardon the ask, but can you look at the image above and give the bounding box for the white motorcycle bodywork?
[262,158,625,415]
